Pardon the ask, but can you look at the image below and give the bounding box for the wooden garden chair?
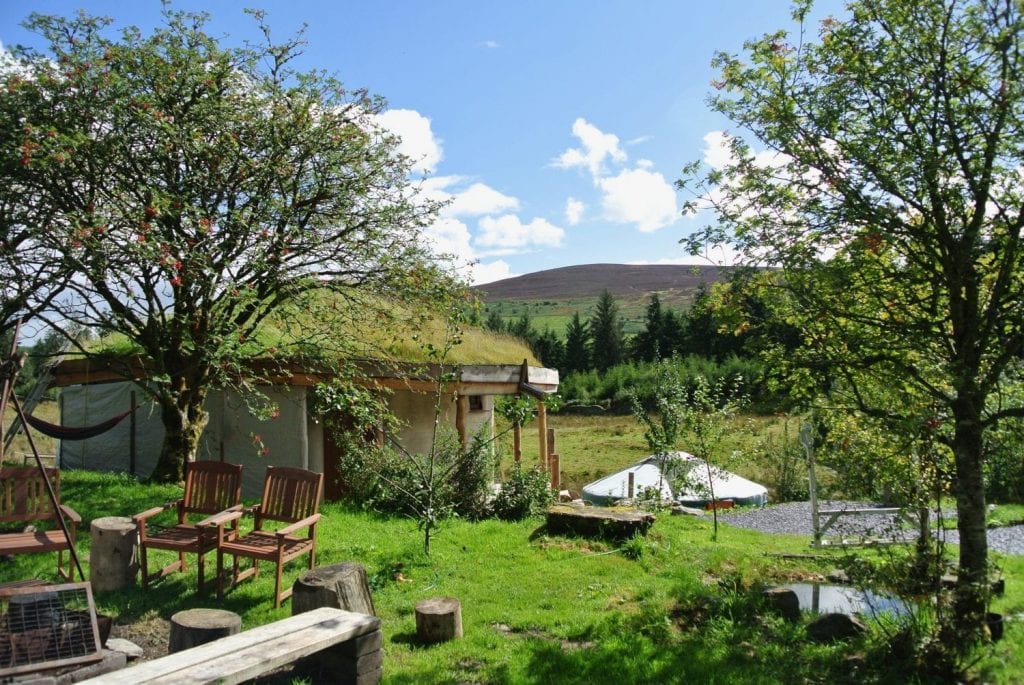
[0,466,81,580]
[207,466,323,608]
[133,460,243,594]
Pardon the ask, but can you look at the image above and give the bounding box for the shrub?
[491,463,552,520]
[329,426,497,521]
[754,423,809,503]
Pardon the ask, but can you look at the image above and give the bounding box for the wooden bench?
[80,607,383,685]
[813,507,918,548]
[0,466,81,580]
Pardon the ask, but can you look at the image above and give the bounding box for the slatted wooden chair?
[207,466,323,608]
[133,460,243,594]
[0,466,81,580]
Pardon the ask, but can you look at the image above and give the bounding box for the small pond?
[783,583,910,617]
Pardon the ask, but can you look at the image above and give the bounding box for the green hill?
[472,263,732,334]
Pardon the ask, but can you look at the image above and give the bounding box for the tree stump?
[545,504,655,540]
[292,562,376,617]
[89,516,138,591]
[415,597,462,644]
[168,608,242,653]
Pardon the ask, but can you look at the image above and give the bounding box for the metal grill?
[0,582,103,677]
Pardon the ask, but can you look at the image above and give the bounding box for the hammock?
[23,408,134,441]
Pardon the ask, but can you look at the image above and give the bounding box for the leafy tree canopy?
[681,0,1024,649]
[4,7,461,479]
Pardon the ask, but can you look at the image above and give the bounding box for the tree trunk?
[151,384,209,483]
[949,396,989,644]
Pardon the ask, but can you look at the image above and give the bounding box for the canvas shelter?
[581,451,768,508]
[50,359,558,499]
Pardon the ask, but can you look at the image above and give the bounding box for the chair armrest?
[276,513,321,538]
[195,507,244,529]
[58,504,82,524]
[133,501,179,524]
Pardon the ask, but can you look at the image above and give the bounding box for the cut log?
[89,516,138,591]
[292,562,376,617]
[415,597,463,644]
[168,608,241,653]
[545,504,655,540]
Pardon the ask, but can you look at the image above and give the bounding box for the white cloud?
[702,130,733,170]
[553,118,626,176]
[479,40,500,49]
[597,168,678,232]
[376,108,443,174]
[419,177,520,217]
[477,214,565,249]
[448,182,520,216]
[565,198,585,226]
[422,216,475,264]
[471,260,516,285]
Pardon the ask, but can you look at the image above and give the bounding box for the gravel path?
[717,500,1024,555]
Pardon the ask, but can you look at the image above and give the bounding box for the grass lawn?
[3,470,1023,684]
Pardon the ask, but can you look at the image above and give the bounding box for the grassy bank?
[3,470,1022,683]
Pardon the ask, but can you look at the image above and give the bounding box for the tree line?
[482,279,799,383]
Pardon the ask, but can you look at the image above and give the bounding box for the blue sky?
[1,1,847,284]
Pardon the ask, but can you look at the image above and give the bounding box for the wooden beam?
[456,395,469,449]
[536,400,548,471]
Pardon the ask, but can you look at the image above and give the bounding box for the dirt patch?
[109,612,170,661]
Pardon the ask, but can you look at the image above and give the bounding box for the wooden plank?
[818,508,902,516]
[81,608,379,685]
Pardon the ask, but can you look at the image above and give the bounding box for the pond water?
[783,583,910,617]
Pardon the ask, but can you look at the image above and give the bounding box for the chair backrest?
[182,461,243,516]
[256,466,323,526]
[0,466,61,524]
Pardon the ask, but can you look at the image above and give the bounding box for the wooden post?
[801,422,820,548]
[513,423,522,463]
[549,453,560,490]
[628,471,635,499]
[536,401,548,471]
[546,428,556,458]
[129,390,137,477]
[456,395,469,449]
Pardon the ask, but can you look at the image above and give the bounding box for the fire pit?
[0,582,103,677]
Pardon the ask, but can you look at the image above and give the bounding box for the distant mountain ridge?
[472,263,731,301]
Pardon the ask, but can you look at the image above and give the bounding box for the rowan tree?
[8,8,456,481]
[681,0,1024,648]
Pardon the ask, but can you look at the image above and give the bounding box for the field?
[481,290,695,336]
[4,413,1023,682]
[1,399,59,464]
[500,411,796,494]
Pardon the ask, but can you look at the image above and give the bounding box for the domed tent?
[582,451,768,508]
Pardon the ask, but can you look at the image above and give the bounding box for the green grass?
[5,469,1023,683]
